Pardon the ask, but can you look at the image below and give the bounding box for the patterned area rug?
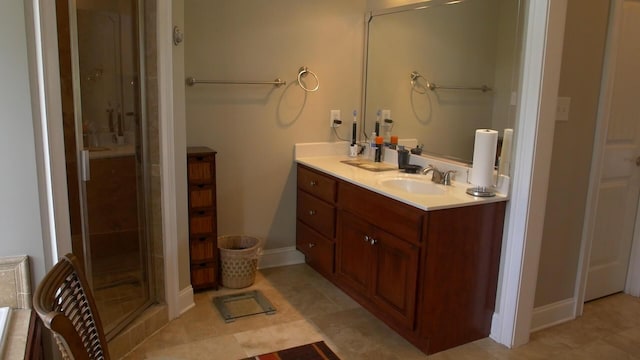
[241,341,340,360]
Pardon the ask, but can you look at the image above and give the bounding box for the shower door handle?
[81,149,91,181]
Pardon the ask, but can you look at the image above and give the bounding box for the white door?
[585,0,640,301]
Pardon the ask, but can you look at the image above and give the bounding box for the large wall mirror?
[363,0,524,165]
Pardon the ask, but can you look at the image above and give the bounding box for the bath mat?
[213,290,276,323]
[240,341,340,360]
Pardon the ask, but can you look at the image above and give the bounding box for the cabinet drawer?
[190,235,216,262]
[188,155,215,184]
[338,182,423,245]
[296,221,334,277]
[191,261,217,289]
[189,210,216,235]
[297,166,337,203]
[189,184,215,208]
[297,190,335,239]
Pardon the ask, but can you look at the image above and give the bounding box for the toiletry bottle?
[397,145,409,169]
[375,136,384,162]
[383,119,393,146]
[369,132,377,161]
[390,135,398,150]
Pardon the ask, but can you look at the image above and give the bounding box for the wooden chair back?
[33,253,110,359]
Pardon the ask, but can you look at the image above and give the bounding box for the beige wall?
[184,0,366,249]
[534,0,610,306]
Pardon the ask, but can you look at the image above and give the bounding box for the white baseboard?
[490,312,502,345]
[257,246,305,269]
[177,285,195,316]
[530,297,576,332]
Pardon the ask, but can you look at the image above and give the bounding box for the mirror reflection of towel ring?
[297,66,319,92]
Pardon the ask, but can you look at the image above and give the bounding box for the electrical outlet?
[556,97,571,122]
[330,110,341,128]
[381,109,391,121]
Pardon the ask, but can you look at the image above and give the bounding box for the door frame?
[575,0,640,316]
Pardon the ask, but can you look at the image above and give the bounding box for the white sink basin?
[377,175,445,195]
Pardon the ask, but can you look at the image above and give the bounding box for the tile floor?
[122,264,640,359]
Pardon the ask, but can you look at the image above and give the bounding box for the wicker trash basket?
[218,235,262,289]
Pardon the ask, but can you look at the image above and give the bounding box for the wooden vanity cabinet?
[295,163,506,355]
[417,202,506,354]
[187,147,218,290]
[336,209,419,331]
[335,181,421,332]
[296,166,336,277]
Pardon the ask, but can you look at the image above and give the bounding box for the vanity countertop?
[86,144,136,159]
[296,155,507,212]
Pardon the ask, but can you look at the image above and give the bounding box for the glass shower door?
[58,0,152,338]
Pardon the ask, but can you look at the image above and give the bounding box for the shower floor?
[91,251,149,335]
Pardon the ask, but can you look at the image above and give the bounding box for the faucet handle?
[443,170,457,185]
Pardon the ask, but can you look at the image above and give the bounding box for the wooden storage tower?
[187,147,219,290]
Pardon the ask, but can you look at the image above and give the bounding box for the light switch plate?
[556,97,571,122]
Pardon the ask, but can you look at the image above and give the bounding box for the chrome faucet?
[442,170,457,186]
[421,165,443,184]
[421,165,456,185]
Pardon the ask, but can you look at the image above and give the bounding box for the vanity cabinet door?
[370,226,419,330]
[335,210,373,295]
[336,209,419,331]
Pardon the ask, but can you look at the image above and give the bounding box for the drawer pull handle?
[309,180,318,187]
[308,210,316,216]
[197,211,206,215]
[308,243,316,248]
[198,237,206,241]
[199,263,207,267]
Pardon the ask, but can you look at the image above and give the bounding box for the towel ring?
[410,71,431,94]
[297,66,319,92]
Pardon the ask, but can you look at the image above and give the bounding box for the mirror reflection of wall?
[363,0,522,164]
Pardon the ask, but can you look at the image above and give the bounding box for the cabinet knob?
[309,180,318,187]
[308,243,316,248]
[370,238,378,245]
[364,235,370,242]
[308,210,316,216]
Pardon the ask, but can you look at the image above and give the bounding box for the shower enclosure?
[56,0,153,338]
